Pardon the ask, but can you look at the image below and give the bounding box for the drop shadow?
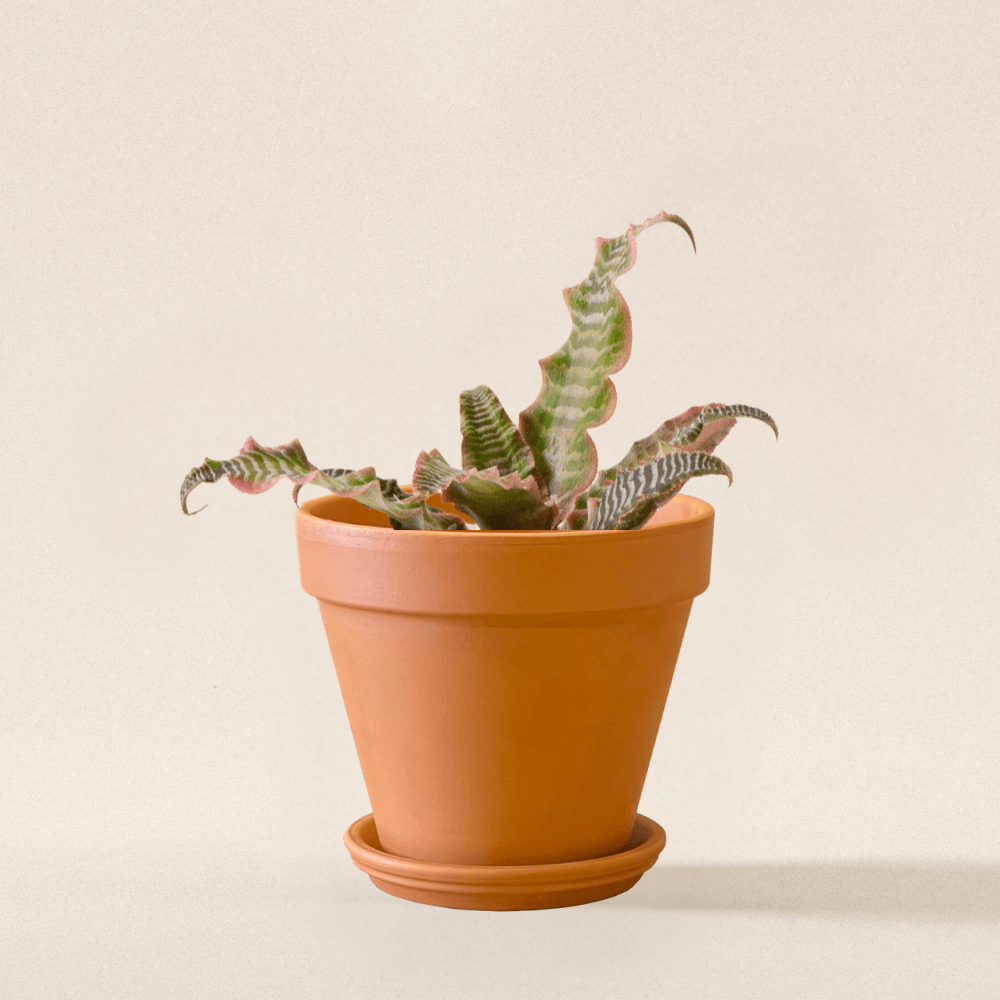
[604,862,1000,920]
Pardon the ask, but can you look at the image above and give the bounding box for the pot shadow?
[605,862,1000,920]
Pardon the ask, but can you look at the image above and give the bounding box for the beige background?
[2,1,998,997]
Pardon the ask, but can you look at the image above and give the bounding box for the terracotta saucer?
[343,813,666,910]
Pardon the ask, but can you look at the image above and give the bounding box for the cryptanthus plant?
[181,211,777,531]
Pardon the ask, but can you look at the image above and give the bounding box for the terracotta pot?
[295,491,714,905]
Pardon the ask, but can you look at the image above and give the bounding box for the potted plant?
[181,211,777,910]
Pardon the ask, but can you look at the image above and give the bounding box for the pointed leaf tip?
[640,211,696,254]
[698,404,778,442]
[181,493,207,515]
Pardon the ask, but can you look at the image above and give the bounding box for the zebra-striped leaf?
[460,385,541,488]
[518,211,696,518]
[564,402,778,529]
[181,437,467,530]
[413,449,559,530]
[614,403,777,467]
[587,451,733,531]
[412,448,465,495]
[181,437,316,515]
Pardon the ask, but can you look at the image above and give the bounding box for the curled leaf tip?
[633,211,696,254]
[180,462,218,515]
[653,212,696,254]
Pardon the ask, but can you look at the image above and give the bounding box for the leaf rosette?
[181,212,776,531]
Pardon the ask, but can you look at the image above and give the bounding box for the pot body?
[296,493,714,867]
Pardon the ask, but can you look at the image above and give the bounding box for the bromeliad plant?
[180,211,777,531]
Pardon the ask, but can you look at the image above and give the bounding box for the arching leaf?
[587,450,733,531]
[181,437,467,530]
[562,403,778,530]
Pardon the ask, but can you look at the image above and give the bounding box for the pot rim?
[295,490,714,545]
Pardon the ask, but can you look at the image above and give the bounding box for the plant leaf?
[413,449,559,530]
[587,451,733,531]
[459,385,541,488]
[562,403,778,530]
[412,448,465,495]
[306,468,468,530]
[291,468,410,506]
[518,211,696,518]
[657,403,778,450]
[181,437,467,530]
[444,468,559,531]
[180,437,317,515]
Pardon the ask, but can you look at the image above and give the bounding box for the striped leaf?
[291,468,411,506]
[412,448,465,495]
[563,403,778,530]
[587,451,733,531]
[412,449,559,530]
[180,437,316,514]
[460,385,540,488]
[307,469,467,530]
[181,437,467,530]
[518,211,696,518]
[617,403,777,465]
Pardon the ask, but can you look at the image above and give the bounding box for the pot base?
[343,813,667,910]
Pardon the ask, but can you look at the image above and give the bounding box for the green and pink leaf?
[181,437,467,530]
[413,449,558,530]
[563,402,777,530]
[459,385,540,488]
[587,450,733,531]
[518,211,696,518]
